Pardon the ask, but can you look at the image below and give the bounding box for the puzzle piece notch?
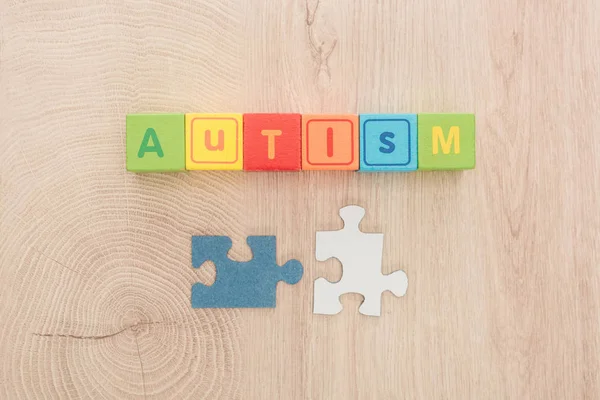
[191,236,303,308]
[314,205,408,316]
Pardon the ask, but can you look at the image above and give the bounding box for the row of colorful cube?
[126,113,475,172]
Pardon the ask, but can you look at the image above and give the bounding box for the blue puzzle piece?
[359,113,417,172]
[191,236,303,308]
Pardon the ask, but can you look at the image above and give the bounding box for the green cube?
[417,113,475,170]
[126,114,185,172]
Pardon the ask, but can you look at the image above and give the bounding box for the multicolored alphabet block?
[302,114,359,171]
[417,113,475,170]
[185,113,243,170]
[126,114,185,172]
[359,114,417,172]
[244,113,301,171]
[125,113,475,172]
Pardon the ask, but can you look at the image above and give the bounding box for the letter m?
[432,126,460,155]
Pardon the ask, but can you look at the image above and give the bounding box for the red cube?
[243,113,302,171]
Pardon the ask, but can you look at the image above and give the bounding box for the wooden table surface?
[1,0,599,399]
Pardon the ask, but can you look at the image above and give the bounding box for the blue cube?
[359,114,418,172]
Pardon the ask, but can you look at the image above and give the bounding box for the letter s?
[379,131,395,154]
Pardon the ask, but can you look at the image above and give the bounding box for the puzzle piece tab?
[191,236,303,308]
[313,205,408,316]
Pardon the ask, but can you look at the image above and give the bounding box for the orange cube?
[302,114,359,170]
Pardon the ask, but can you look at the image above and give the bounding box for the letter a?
[205,129,225,151]
[432,126,460,155]
[137,128,164,158]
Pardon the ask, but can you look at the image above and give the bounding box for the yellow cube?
[185,113,243,170]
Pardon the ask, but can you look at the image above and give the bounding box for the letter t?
[261,129,282,159]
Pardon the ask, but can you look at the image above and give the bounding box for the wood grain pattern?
[0,0,599,398]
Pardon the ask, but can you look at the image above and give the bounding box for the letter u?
[205,129,225,151]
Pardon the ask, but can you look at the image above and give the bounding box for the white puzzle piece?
[313,205,408,316]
